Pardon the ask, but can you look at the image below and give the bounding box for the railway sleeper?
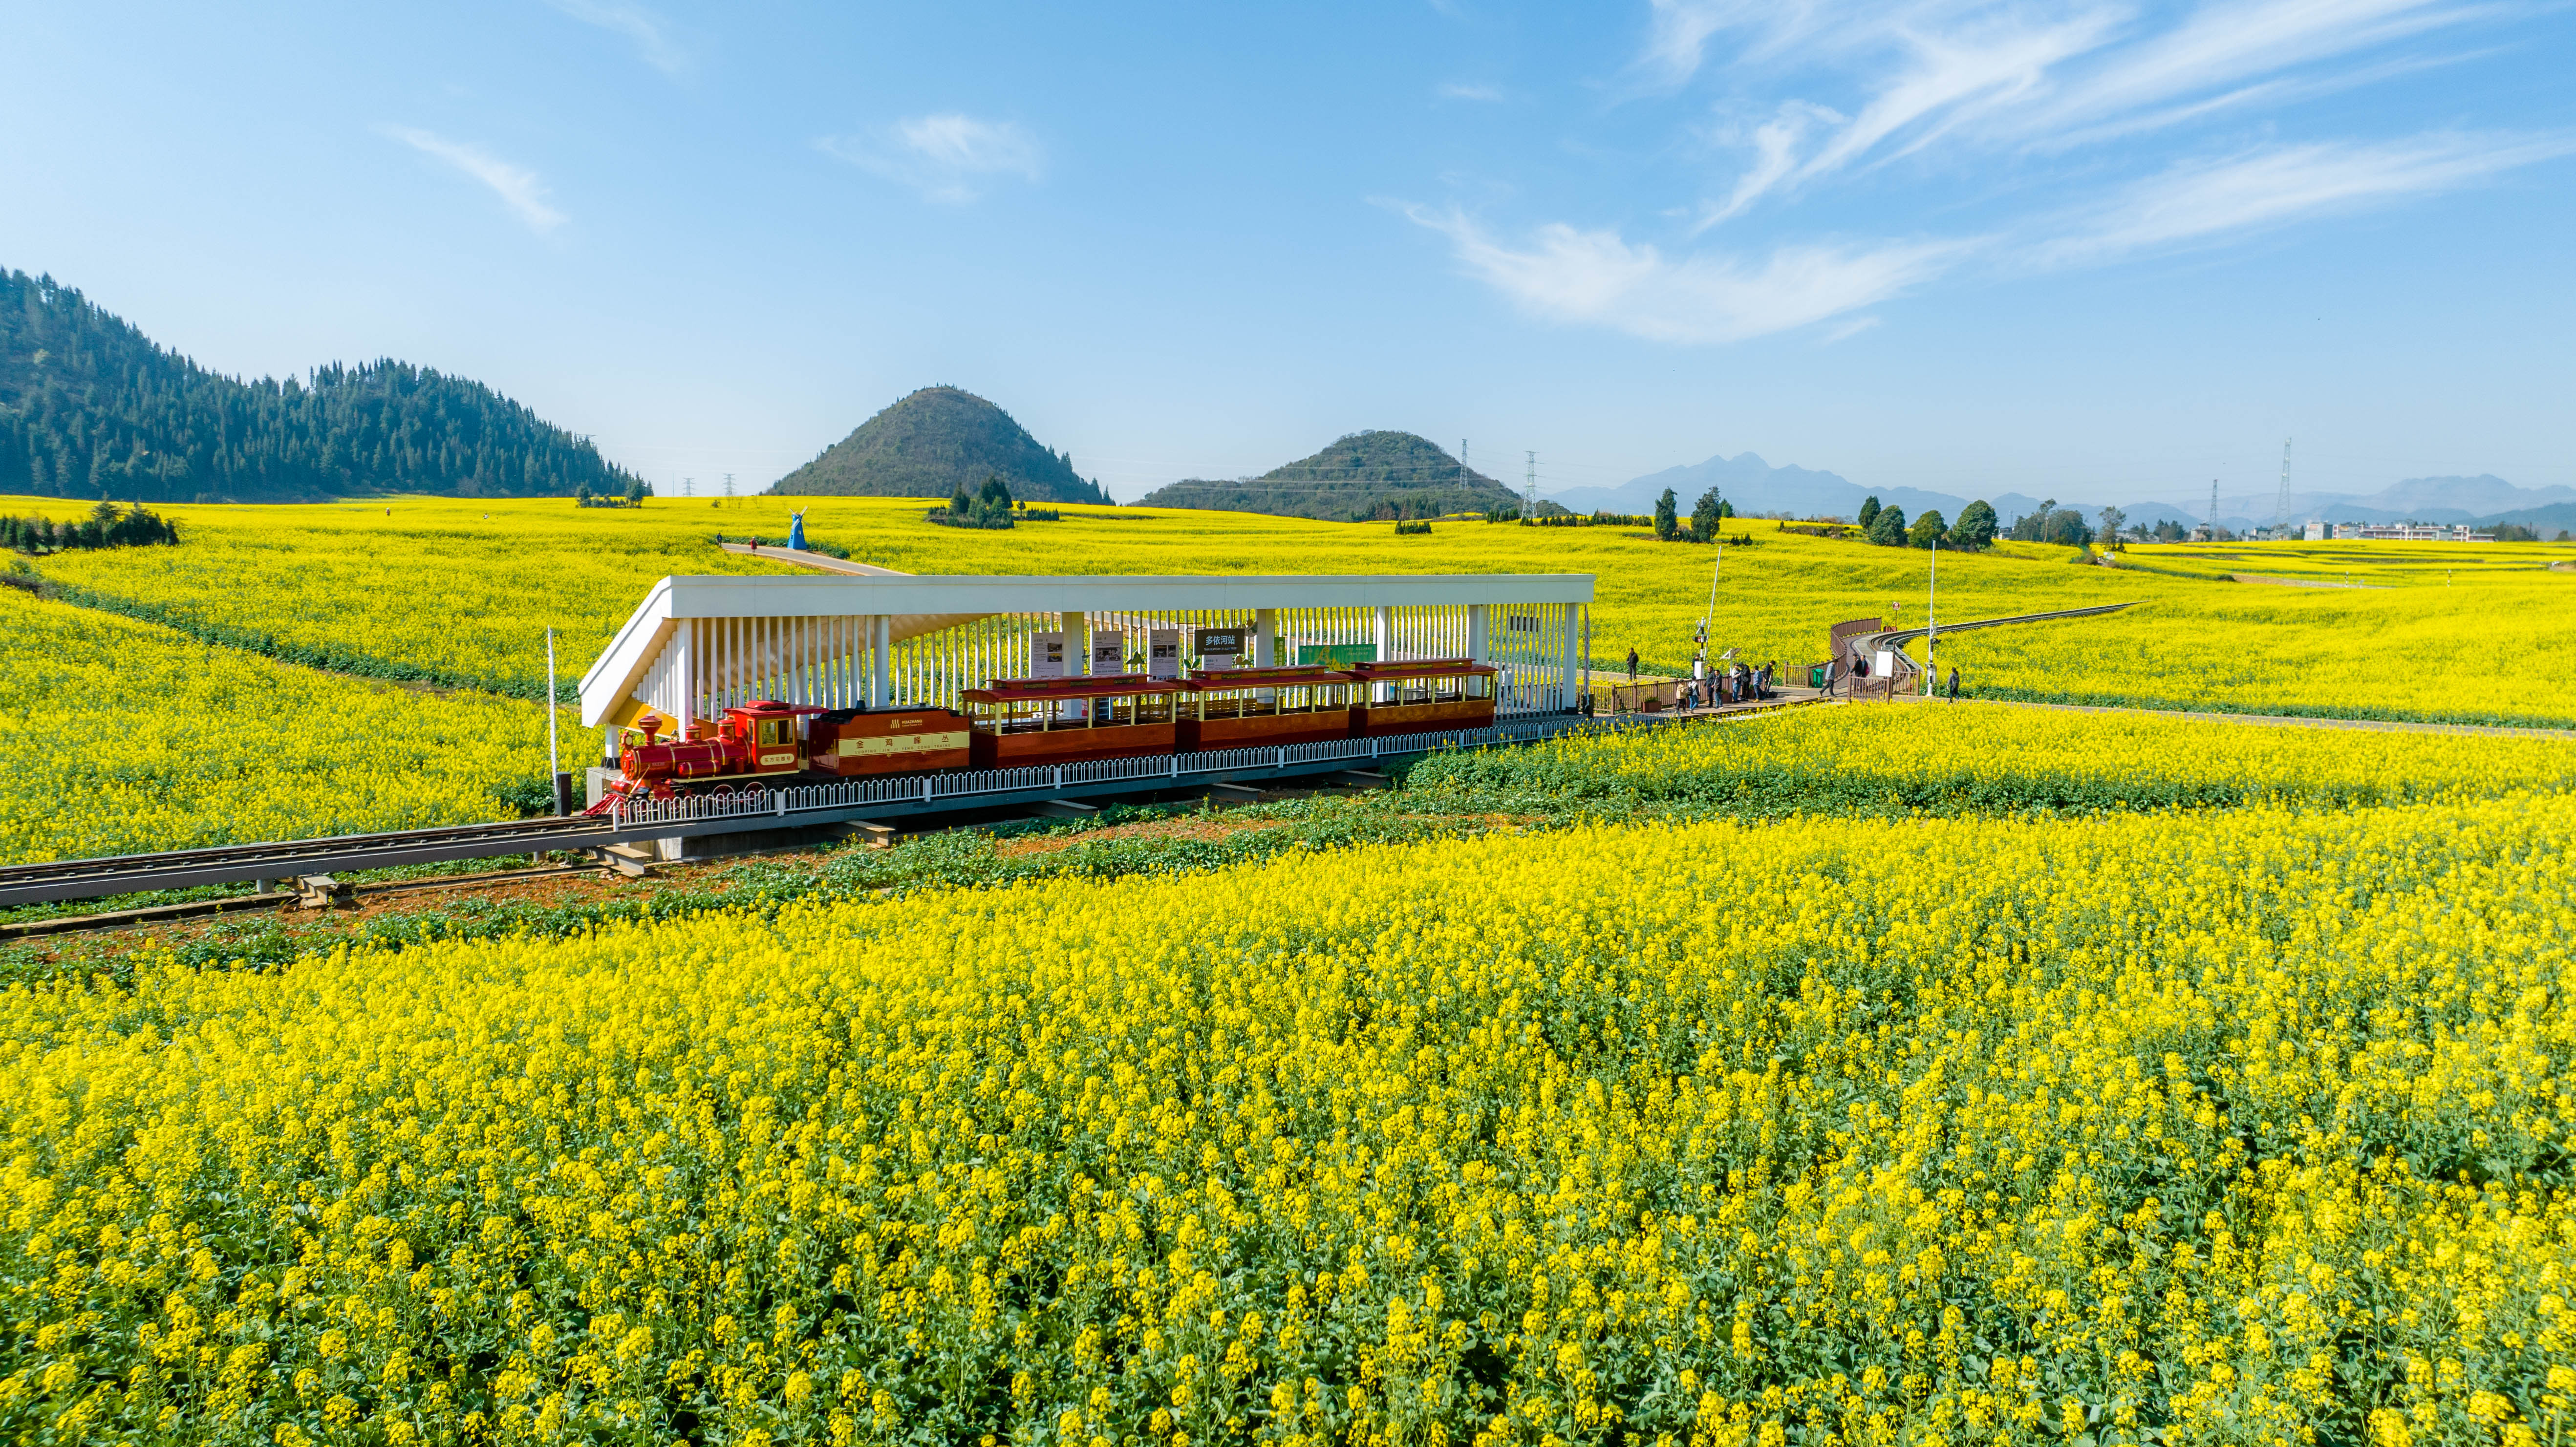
[293,874,354,910]
[592,843,659,878]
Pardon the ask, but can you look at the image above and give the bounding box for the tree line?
[0,269,646,502]
[1650,487,1742,543]
[3,500,179,553]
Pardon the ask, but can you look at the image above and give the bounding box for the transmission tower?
[1460,439,1468,494]
[2208,479,2220,540]
[2274,438,2293,538]
[1525,451,1537,518]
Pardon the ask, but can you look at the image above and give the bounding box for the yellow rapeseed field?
[0,587,567,863]
[1408,698,2576,814]
[16,494,2576,723]
[3,776,2569,1443]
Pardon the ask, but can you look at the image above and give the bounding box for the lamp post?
[1924,538,1939,697]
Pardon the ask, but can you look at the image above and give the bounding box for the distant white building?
[2332,522,2494,542]
[2304,521,2327,541]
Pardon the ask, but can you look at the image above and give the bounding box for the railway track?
[0,709,1668,911]
[0,816,622,909]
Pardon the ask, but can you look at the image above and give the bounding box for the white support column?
[675,618,695,732]
[1372,605,1394,699]
[1062,611,1089,676]
[1467,604,1487,663]
[1560,601,1580,712]
[1253,608,1276,667]
[868,615,890,708]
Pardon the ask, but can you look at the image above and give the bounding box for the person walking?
[1625,647,1638,681]
[1947,666,1960,702]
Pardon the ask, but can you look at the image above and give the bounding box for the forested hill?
[1138,430,1521,521]
[768,386,1112,504]
[0,269,644,502]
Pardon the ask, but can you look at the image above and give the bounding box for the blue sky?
[3,0,2569,508]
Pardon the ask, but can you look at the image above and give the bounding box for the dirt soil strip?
[995,816,1291,859]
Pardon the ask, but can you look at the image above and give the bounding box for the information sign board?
[1194,627,1244,669]
[1297,643,1378,666]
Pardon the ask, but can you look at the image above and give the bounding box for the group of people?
[1615,642,1962,709]
[1619,647,1773,712]
[1679,660,1771,710]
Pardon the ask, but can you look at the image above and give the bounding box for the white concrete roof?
[579,573,1594,726]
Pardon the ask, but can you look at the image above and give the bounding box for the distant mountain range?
[1548,453,2576,534]
[769,386,1111,504]
[1138,431,1519,521]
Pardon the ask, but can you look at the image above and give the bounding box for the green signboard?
[1297,643,1379,666]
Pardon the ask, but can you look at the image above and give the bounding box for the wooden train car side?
[960,675,1180,769]
[1346,659,1498,736]
[1174,665,1357,751]
[805,706,973,777]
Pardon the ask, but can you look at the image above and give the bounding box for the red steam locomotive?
[598,658,1497,806]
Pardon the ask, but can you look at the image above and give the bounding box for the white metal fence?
[602,710,1654,829]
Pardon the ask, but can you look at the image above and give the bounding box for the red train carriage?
[1174,665,1357,751]
[959,675,1181,769]
[596,656,1507,809]
[805,706,973,777]
[1346,658,1497,736]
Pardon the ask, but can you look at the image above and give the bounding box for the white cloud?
[1404,205,1968,342]
[817,114,1043,204]
[541,0,688,75]
[2038,131,2576,263]
[2023,0,2478,141]
[1438,82,1506,101]
[380,126,566,234]
[1413,0,2560,345]
[1646,0,2493,220]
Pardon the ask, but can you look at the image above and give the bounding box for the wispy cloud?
[1403,204,1968,342]
[1661,0,2492,217]
[380,126,566,234]
[1438,82,1506,101]
[816,114,1044,204]
[2037,131,2576,264]
[1411,0,2561,343]
[541,0,688,75]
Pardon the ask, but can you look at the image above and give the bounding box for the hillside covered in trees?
[0,268,644,502]
[1138,431,1521,521]
[768,386,1111,504]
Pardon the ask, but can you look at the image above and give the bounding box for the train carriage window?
[757,719,788,745]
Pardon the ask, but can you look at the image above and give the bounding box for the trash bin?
[1807,664,1826,689]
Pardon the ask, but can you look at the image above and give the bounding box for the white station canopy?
[579,572,1597,729]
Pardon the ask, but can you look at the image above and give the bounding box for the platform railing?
[601,710,1667,829]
